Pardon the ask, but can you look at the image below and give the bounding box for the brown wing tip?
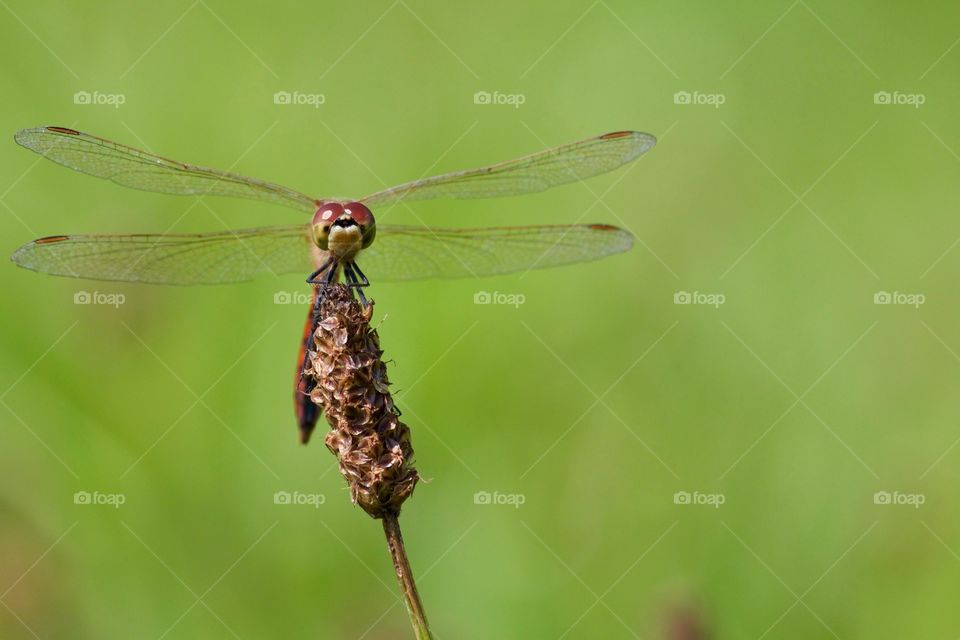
[11,236,70,268]
[46,126,81,135]
[600,130,657,158]
[588,224,634,252]
[35,235,70,244]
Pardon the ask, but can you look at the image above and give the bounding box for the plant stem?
[382,514,432,640]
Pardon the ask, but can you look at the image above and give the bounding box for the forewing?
[14,127,319,213]
[360,131,655,207]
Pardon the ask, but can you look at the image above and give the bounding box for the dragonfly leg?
[299,258,337,394]
[305,257,335,285]
[343,262,369,307]
[321,261,340,298]
[350,260,370,287]
[296,266,340,394]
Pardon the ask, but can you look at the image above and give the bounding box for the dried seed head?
[305,284,418,518]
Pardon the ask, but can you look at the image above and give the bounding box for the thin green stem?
[382,514,432,640]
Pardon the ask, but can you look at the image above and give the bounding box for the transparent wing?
[360,224,634,281]
[14,127,319,214]
[360,131,655,207]
[12,223,632,285]
[11,225,317,285]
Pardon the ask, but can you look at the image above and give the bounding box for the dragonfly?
[11,126,656,443]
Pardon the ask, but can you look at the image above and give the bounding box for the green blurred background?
[2,1,959,638]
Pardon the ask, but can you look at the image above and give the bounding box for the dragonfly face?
[311,201,377,260]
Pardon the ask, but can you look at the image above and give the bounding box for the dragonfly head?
[312,201,377,258]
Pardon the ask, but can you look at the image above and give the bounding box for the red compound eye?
[343,202,375,227]
[312,202,343,226]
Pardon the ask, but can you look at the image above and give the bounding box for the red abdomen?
[294,288,321,444]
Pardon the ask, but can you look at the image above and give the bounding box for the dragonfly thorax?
[311,201,377,258]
